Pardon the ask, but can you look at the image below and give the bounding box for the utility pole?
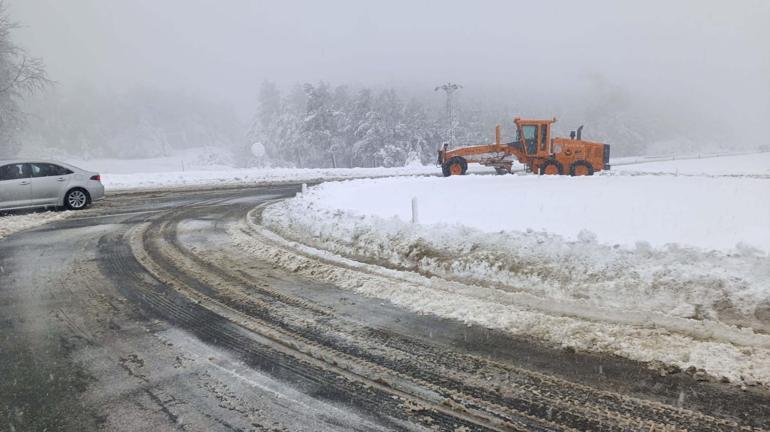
[435,82,462,147]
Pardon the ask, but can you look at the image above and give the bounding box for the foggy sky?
[7,0,770,131]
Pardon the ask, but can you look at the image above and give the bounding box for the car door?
[0,163,32,209]
[28,163,73,206]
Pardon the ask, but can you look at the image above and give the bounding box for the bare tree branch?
[0,0,49,157]
[0,55,50,95]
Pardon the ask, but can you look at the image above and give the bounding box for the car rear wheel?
[64,188,90,210]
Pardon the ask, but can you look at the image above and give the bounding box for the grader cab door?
[520,123,551,156]
[539,123,551,155]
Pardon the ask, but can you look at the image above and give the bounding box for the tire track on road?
[122,198,767,431]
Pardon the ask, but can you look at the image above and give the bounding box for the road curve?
[1,184,769,431]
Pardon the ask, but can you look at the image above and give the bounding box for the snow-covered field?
[613,151,770,176]
[53,147,492,191]
[97,165,442,191]
[50,147,770,191]
[74,162,494,191]
[286,175,769,253]
[258,153,770,386]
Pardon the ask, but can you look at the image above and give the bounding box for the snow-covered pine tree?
[274,84,307,167]
[373,89,409,167]
[247,80,282,164]
[301,82,336,167]
[328,85,352,168]
[351,88,382,167]
[403,98,438,165]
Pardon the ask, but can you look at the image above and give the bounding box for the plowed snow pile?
[99,166,447,191]
[261,161,770,385]
[81,159,494,191]
[280,174,769,252]
[0,211,70,240]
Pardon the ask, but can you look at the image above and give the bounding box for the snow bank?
[50,146,500,191]
[285,175,770,253]
[263,176,770,324]
[92,164,493,191]
[0,211,69,240]
[259,173,770,383]
[246,205,770,387]
[99,166,433,190]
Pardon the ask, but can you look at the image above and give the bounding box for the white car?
[0,160,105,211]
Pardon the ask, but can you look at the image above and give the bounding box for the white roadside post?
[411,196,419,224]
[297,183,308,198]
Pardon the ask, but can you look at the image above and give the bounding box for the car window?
[30,163,74,177]
[0,163,30,181]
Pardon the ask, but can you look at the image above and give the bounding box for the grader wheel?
[539,159,564,175]
[442,157,468,176]
[569,160,595,176]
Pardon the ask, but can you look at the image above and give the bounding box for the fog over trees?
[0,1,48,158]
[21,86,242,161]
[2,1,769,166]
[13,78,733,167]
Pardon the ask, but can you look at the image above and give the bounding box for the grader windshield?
[521,125,538,154]
[518,123,550,155]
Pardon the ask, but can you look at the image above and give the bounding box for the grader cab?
[438,117,610,176]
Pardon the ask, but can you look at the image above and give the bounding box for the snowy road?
[2,185,769,431]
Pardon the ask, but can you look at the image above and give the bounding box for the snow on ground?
[258,154,770,385]
[284,175,770,253]
[613,151,770,176]
[52,147,767,191]
[100,165,496,191]
[264,175,770,321]
[247,204,770,387]
[61,156,493,191]
[0,211,70,240]
[98,166,440,191]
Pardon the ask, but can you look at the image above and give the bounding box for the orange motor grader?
[438,117,610,176]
